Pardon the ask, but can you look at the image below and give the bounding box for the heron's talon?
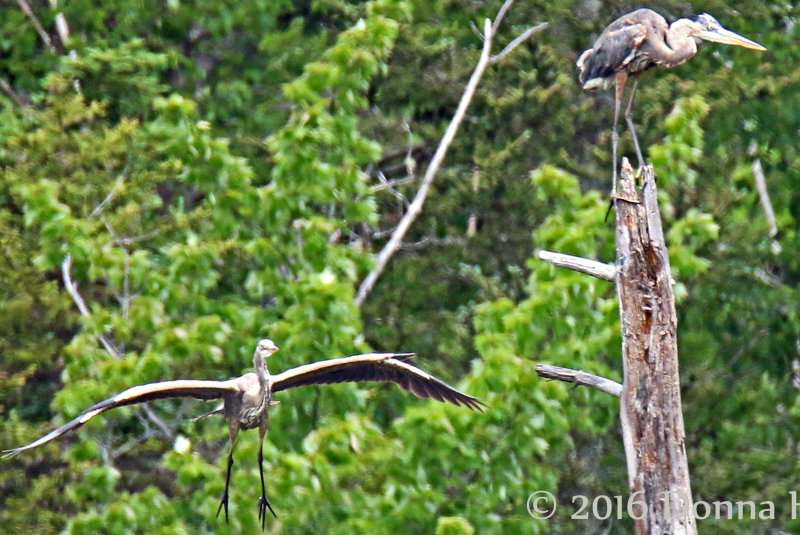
[258,494,277,530]
[604,198,615,222]
[216,492,230,523]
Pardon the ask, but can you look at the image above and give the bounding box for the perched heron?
[577,8,766,197]
[4,339,483,529]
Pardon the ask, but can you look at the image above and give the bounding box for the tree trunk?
[615,159,696,534]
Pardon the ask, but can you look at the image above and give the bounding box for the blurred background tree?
[0,0,798,533]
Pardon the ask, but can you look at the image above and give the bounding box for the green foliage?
[649,95,710,190]
[436,516,475,535]
[2,0,799,534]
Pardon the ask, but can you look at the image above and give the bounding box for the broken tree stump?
[536,158,696,533]
[615,158,696,534]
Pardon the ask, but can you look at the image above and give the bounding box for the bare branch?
[355,7,548,307]
[141,405,176,442]
[753,267,781,287]
[0,76,27,107]
[400,235,466,251]
[374,143,427,166]
[490,22,549,64]
[62,255,90,317]
[62,254,122,359]
[368,125,418,220]
[535,364,622,398]
[372,172,409,204]
[468,20,483,41]
[752,158,781,255]
[467,168,480,238]
[752,159,777,237]
[491,0,515,33]
[89,173,126,219]
[64,251,174,445]
[369,175,416,193]
[115,228,161,245]
[538,250,615,281]
[354,18,495,307]
[54,12,70,45]
[16,0,53,49]
[111,427,162,459]
[100,216,131,319]
[402,121,417,180]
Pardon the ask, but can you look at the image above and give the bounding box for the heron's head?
[255,338,279,360]
[687,14,766,51]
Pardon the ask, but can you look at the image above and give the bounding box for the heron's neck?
[663,20,698,68]
[254,356,271,390]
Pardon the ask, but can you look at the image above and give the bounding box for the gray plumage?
[577,9,765,199]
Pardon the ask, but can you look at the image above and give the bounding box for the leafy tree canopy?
[1,1,798,533]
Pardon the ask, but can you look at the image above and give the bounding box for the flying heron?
[4,339,483,529]
[577,8,766,198]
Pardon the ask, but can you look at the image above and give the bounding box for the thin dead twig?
[490,22,549,64]
[369,175,416,193]
[100,216,131,319]
[115,229,161,245]
[0,76,28,107]
[467,168,480,238]
[491,0,515,33]
[372,172,409,204]
[139,405,176,442]
[752,159,781,255]
[89,173,126,219]
[16,0,53,49]
[54,12,70,44]
[62,254,122,359]
[400,235,466,251]
[63,242,171,443]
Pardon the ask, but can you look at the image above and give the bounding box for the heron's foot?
[216,490,230,523]
[604,197,615,222]
[258,493,278,530]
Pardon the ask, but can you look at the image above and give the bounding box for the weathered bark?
[615,159,696,534]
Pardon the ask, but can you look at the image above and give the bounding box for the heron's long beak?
[699,26,766,51]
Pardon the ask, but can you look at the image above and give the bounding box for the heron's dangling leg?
[257,426,277,530]
[624,74,644,168]
[611,71,627,199]
[217,428,239,523]
[606,72,627,221]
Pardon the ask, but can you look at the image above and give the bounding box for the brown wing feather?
[2,379,238,458]
[270,354,485,411]
[578,8,665,86]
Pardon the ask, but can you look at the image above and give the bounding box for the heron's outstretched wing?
[577,11,652,87]
[3,379,239,458]
[270,353,485,411]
